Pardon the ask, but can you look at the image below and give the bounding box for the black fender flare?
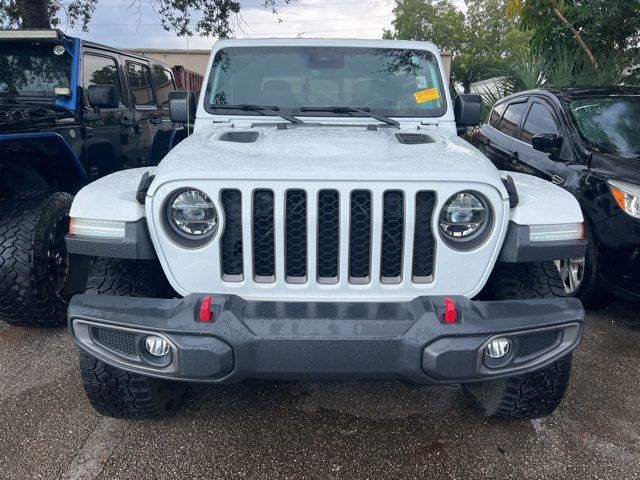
[0,131,88,194]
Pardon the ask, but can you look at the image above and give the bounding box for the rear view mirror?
[454,94,482,127]
[169,90,197,124]
[87,84,119,109]
[532,133,561,153]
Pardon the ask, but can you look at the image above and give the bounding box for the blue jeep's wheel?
[0,192,73,327]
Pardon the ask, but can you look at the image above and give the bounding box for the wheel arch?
[0,132,89,197]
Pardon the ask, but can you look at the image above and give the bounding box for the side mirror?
[87,84,119,109]
[169,90,197,124]
[454,94,482,127]
[532,133,561,153]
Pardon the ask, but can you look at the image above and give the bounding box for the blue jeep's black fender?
[0,131,89,196]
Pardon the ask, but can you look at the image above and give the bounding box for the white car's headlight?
[439,191,492,249]
[69,218,126,239]
[608,179,640,219]
[165,189,218,245]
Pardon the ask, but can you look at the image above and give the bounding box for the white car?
[65,38,586,420]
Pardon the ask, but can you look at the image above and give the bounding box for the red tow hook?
[199,295,213,322]
[442,297,457,324]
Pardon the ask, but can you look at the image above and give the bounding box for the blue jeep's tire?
[0,192,73,327]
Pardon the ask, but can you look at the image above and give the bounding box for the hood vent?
[395,133,435,145]
[219,131,259,143]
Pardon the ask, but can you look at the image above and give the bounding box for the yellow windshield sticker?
[414,88,440,104]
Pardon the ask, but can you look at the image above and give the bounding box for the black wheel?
[463,354,572,419]
[79,349,186,419]
[0,192,73,327]
[80,258,185,419]
[483,260,566,300]
[554,220,610,309]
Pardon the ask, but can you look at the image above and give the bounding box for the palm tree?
[505,0,599,70]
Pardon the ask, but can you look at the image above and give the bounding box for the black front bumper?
[68,294,584,385]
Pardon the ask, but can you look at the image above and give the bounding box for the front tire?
[80,258,186,419]
[470,262,574,419]
[463,354,573,419]
[0,192,73,327]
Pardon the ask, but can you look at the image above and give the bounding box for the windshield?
[570,98,640,156]
[205,46,447,118]
[0,42,71,97]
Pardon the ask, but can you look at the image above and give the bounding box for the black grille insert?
[253,189,275,280]
[349,190,372,282]
[92,327,137,357]
[381,191,404,281]
[518,331,559,358]
[317,190,340,281]
[220,189,243,280]
[286,189,307,281]
[412,191,436,282]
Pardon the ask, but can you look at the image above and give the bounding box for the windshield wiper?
[299,106,400,127]
[210,104,304,124]
[0,92,19,104]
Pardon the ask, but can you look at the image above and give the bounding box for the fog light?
[485,338,510,359]
[144,336,170,357]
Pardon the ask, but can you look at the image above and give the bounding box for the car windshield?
[0,42,71,97]
[570,98,640,156]
[205,46,447,118]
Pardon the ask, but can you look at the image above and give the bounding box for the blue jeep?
[0,29,191,327]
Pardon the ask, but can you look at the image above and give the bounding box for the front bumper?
[68,294,584,385]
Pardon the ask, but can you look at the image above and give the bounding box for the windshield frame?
[568,95,640,157]
[203,44,449,120]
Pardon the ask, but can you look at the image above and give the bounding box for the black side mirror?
[454,94,482,127]
[169,90,197,124]
[532,133,561,153]
[87,84,119,109]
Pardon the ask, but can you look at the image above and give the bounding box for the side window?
[83,54,123,106]
[498,101,528,138]
[151,65,175,110]
[489,102,506,128]
[521,102,559,145]
[126,61,155,107]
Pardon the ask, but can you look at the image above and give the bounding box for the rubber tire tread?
[483,261,566,300]
[463,354,572,419]
[0,191,73,327]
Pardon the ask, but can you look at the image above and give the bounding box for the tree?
[385,0,528,92]
[0,0,293,38]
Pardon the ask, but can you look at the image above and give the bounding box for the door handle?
[150,117,163,125]
[120,118,134,127]
[551,174,565,185]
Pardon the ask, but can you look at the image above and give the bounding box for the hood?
[152,124,504,189]
[590,151,640,184]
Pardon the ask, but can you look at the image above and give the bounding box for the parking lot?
[0,301,637,480]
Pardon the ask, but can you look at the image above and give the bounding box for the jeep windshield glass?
[205,46,447,119]
[0,43,71,98]
[570,98,640,156]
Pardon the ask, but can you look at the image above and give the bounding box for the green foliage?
[385,0,529,92]
[0,0,295,37]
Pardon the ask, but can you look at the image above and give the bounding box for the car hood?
[151,124,505,191]
[590,152,640,184]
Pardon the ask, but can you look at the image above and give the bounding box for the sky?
[60,0,466,50]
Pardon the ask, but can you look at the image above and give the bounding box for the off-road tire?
[80,257,185,419]
[79,350,186,419]
[0,192,73,327]
[483,261,566,300]
[463,354,572,419]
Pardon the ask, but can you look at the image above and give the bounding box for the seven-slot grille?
[219,188,436,285]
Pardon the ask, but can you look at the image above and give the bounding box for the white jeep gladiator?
[65,39,586,420]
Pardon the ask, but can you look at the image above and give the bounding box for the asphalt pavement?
[1,301,639,480]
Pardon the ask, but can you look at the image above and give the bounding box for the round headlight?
[167,189,217,241]
[439,192,490,246]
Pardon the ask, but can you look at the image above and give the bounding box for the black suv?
[471,86,640,307]
[0,30,188,327]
